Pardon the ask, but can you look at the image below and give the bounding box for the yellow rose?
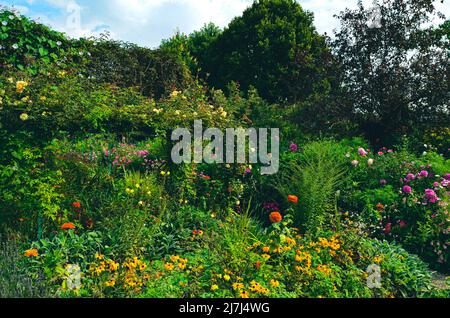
[16,81,28,93]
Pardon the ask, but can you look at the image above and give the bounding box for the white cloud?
[5,0,449,47]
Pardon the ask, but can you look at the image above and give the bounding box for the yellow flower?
[211,284,219,291]
[16,81,28,93]
[223,274,231,281]
[239,290,250,298]
[95,253,104,260]
[107,260,119,271]
[270,279,280,288]
[262,246,270,253]
[232,283,244,290]
[170,255,180,262]
[373,256,383,264]
[178,262,186,270]
[170,90,181,98]
[105,280,116,287]
[261,254,271,260]
[317,264,332,275]
[139,263,147,271]
[20,113,29,121]
[95,265,105,275]
[164,263,175,271]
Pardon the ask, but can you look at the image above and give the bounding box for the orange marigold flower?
[288,195,299,204]
[72,201,81,208]
[24,248,39,257]
[269,212,283,223]
[61,222,76,230]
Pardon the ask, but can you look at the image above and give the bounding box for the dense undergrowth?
[0,3,449,298]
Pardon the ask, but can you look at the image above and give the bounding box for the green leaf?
[39,47,48,56]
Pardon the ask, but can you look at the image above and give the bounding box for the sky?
[1,0,449,48]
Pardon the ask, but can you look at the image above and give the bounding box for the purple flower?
[289,143,298,152]
[424,189,439,203]
[418,170,429,178]
[380,179,388,186]
[263,202,280,211]
[136,150,149,157]
[402,185,412,194]
[358,147,368,157]
[405,173,415,182]
[443,173,450,181]
[433,182,440,188]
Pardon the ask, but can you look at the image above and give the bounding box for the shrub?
[0,239,53,297]
[85,39,191,99]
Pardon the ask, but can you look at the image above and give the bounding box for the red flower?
[287,195,298,204]
[269,212,283,223]
[384,223,392,234]
[61,222,76,230]
[72,202,81,208]
[255,261,261,270]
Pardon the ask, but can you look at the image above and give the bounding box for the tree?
[201,0,333,104]
[86,38,191,99]
[159,30,198,77]
[187,23,222,78]
[332,0,449,145]
[160,23,222,78]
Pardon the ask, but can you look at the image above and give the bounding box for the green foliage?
[200,0,333,104]
[85,38,191,99]
[275,141,348,233]
[0,8,87,74]
[332,0,449,145]
[359,238,433,297]
[340,145,450,271]
[0,2,448,300]
[0,239,52,297]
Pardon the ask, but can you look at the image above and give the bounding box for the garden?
[0,0,449,299]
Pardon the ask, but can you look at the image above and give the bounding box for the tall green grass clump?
[276,140,348,234]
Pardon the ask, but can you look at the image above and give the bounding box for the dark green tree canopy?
[332,0,449,145]
[201,0,333,104]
